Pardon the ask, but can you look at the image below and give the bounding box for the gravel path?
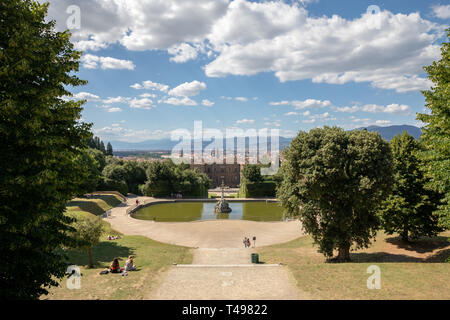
[147,248,309,300]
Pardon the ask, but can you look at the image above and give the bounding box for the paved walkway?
[147,248,309,300]
[104,196,307,299]
[104,196,304,248]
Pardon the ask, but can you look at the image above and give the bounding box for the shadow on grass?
[67,200,106,216]
[349,252,423,263]
[63,241,135,268]
[385,235,450,254]
[349,247,450,263]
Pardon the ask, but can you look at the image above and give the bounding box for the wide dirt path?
[147,248,309,300]
[104,196,303,248]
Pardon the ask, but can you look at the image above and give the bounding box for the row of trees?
[81,155,211,198]
[278,29,449,261]
[87,136,114,156]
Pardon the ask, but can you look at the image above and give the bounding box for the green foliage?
[75,149,102,193]
[0,0,91,299]
[106,142,113,156]
[277,127,393,261]
[379,132,443,241]
[238,181,277,198]
[123,161,147,194]
[142,160,210,197]
[242,164,263,183]
[88,136,107,155]
[67,214,104,268]
[416,29,450,230]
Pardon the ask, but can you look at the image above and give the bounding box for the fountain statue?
[214,180,232,214]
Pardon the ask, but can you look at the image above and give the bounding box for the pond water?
[132,201,285,222]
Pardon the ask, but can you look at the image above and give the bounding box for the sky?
[41,0,450,143]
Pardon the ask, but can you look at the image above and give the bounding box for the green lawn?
[41,193,193,300]
[257,231,450,300]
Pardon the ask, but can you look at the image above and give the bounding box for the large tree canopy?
[0,0,91,299]
[378,132,442,242]
[277,127,393,261]
[416,29,450,230]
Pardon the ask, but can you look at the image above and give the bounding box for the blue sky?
[43,0,449,143]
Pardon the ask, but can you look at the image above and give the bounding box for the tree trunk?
[401,230,409,243]
[337,243,351,262]
[87,248,93,268]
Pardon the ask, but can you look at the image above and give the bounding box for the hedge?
[238,181,277,198]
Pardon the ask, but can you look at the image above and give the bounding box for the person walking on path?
[243,237,248,248]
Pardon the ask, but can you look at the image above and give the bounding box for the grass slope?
[42,194,193,300]
[257,232,450,300]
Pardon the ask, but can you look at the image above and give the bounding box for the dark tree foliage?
[142,160,210,197]
[0,0,91,299]
[277,127,393,262]
[416,29,450,230]
[106,142,113,156]
[379,132,442,242]
[88,136,108,155]
[242,164,263,183]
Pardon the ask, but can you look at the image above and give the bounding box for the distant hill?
[110,125,421,151]
[111,136,294,151]
[355,125,422,141]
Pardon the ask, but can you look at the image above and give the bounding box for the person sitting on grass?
[124,255,136,272]
[109,258,123,273]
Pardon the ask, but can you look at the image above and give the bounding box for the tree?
[277,127,393,262]
[379,132,442,242]
[416,29,450,230]
[68,214,104,268]
[0,0,91,299]
[106,142,113,156]
[122,161,147,194]
[100,164,129,195]
[242,164,263,183]
[75,149,102,193]
[100,141,106,155]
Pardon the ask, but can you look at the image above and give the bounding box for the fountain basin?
[132,200,284,222]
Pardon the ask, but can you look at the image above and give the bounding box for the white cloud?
[169,80,207,97]
[333,106,360,113]
[270,99,332,110]
[236,118,255,124]
[235,97,248,102]
[74,40,108,51]
[432,5,450,19]
[130,80,170,93]
[375,120,392,126]
[95,125,171,143]
[163,97,198,106]
[202,99,215,107]
[168,43,199,63]
[72,92,100,101]
[103,96,129,104]
[334,103,411,114]
[204,2,442,93]
[129,98,154,109]
[107,107,122,113]
[81,54,135,70]
[42,0,445,93]
[361,103,411,114]
[139,93,157,98]
[284,112,298,116]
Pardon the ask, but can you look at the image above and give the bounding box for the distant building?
[193,162,243,188]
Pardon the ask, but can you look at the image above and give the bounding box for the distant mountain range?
[354,125,422,141]
[111,125,421,151]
